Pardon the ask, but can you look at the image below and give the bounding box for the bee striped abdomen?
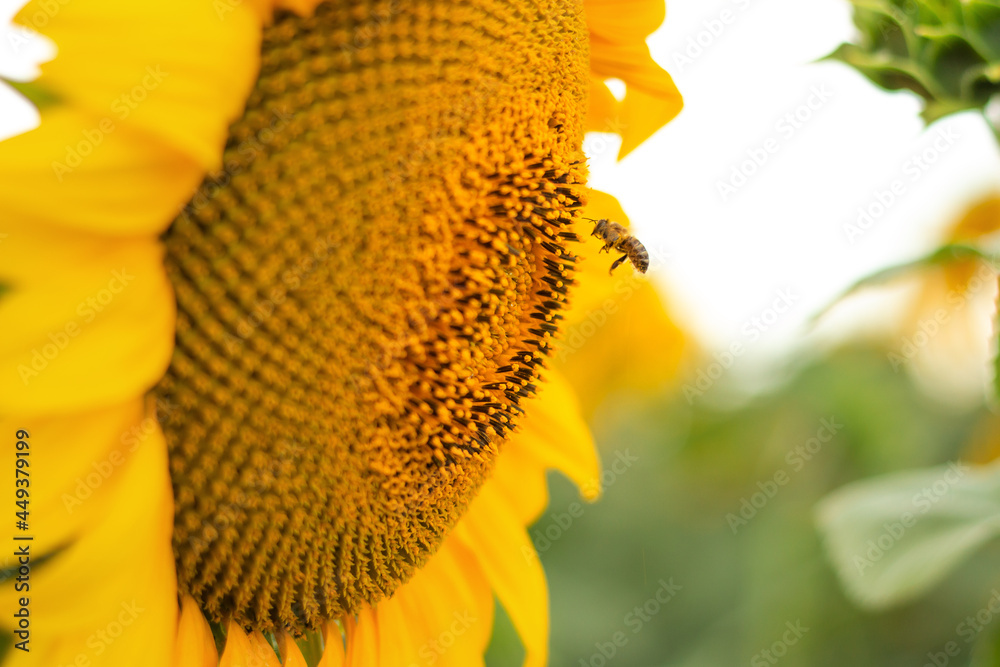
[625,237,649,273]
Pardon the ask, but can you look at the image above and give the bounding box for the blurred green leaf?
[485,599,524,667]
[831,0,1000,139]
[536,346,984,667]
[811,242,994,325]
[2,79,60,109]
[971,615,1000,667]
[994,275,1000,404]
[817,460,1000,609]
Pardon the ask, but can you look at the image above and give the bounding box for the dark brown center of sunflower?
[154,0,588,633]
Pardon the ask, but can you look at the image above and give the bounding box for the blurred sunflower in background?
[884,194,1000,403]
[0,0,683,666]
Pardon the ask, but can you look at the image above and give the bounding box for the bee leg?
[609,254,629,274]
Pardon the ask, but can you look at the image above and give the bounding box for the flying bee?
[586,218,649,275]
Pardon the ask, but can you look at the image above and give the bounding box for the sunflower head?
[155,0,589,633]
[0,0,687,662]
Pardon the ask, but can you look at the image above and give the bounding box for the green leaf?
[810,242,996,326]
[994,275,1000,404]
[824,43,939,99]
[971,618,1000,667]
[829,0,1000,144]
[816,460,1000,609]
[2,79,60,110]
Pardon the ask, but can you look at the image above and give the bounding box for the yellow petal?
[219,623,250,667]
[316,622,346,667]
[219,623,283,667]
[0,227,174,416]
[617,84,683,158]
[3,0,261,237]
[174,596,220,667]
[455,484,549,667]
[249,632,284,667]
[277,634,309,667]
[387,539,493,667]
[367,593,419,666]
[585,0,683,158]
[888,195,1000,393]
[932,195,1000,295]
[947,194,1000,241]
[18,0,262,172]
[344,612,379,667]
[586,0,665,41]
[273,0,328,15]
[500,371,602,515]
[0,108,204,236]
[586,76,620,134]
[0,400,176,667]
[582,188,630,223]
[559,190,690,414]
[559,280,689,415]
[565,189,632,326]
[490,440,552,525]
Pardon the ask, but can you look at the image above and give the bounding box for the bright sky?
[3,0,999,394]
[586,0,1000,388]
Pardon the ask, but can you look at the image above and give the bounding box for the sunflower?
[887,194,1000,401]
[0,1,681,665]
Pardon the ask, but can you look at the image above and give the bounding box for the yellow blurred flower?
[0,1,682,666]
[554,190,691,417]
[888,195,1000,402]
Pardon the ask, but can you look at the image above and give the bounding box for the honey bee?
[587,218,649,275]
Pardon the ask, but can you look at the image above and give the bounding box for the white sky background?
[586,0,1000,395]
[0,0,52,140]
[3,0,1000,396]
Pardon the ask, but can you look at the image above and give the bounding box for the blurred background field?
[488,0,1000,664]
[488,345,1000,666]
